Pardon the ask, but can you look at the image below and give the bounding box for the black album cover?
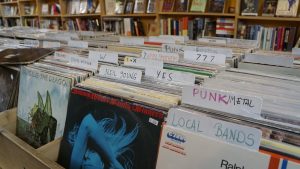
[0,66,19,112]
[58,87,166,169]
[0,48,53,65]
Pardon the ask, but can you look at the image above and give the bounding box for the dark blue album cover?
[58,87,166,169]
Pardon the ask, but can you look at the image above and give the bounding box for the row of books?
[162,0,233,13]
[105,0,156,15]
[23,3,35,15]
[63,18,101,31]
[2,5,18,16]
[103,17,145,36]
[241,0,299,17]
[0,31,298,168]
[238,24,297,51]
[67,0,100,15]
[41,3,60,15]
[160,17,234,40]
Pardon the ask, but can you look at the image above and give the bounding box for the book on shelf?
[40,19,60,30]
[203,18,216,37]
[276,0,299,17]
[262,0,278,16]
[216,17,234,38]
[79,0,88,14]
[147,0,157,13]
[3,5,18,16]
[190,0,207,12]
[115,0,125,14]
[41,3,49,15]
[207,0,225,13]
[105,0,116,15]
[124,0,134,14]
[87,0,100,13]
[174,0,188,12]
[103,18,124,34]
[133,0,146,13]
[64,18,101,31]
[124,17,145,36]
[241,0,259,16]
[3,18,21,27]
[162,0,176,12]
[24,18,39,28]
[237,23,297,51]
[51,3,61,15]
[24,3,35,15]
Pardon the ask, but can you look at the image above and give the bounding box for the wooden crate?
[0,108,64,169]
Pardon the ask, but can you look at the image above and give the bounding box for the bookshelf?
[0,0,299,47]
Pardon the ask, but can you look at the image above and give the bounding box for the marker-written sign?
[54,51,71,62]
[68,55,98,71]
[99,65,142,84]
[145,68,195,85]
[184,51,226,65]
[68,40,88,49]
[24,39,40,47]
[124,56,164,70]
[162,44,233,58]
[182,86,263,119]
[120,37,145,46]
[166,108,262,150]
[142,50,180,63]
[198,38,227,45]
[89,50,119,64]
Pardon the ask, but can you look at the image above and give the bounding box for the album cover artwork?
[58,87,165,169]
[17,66,72,148]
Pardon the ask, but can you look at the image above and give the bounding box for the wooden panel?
[0,108,17,134]
[37,137,62,162]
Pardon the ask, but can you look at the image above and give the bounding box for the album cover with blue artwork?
[58,87,166,169]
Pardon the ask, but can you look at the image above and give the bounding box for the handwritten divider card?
[24,39,40,47]
[89,50,119,64]
[99,65,142,84]
[142,50,180,63]
[166,108,262,150]
[184,51,227,65]
[67,40,88,49]
[182,86,263,119]
[145,68,195,85]
[68,54,98,71]
[124,56,164,70]
[120,37,145,46]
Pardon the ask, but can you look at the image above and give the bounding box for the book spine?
[283,27,290,51]
[287,27,296,51]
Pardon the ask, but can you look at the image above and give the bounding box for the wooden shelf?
[21,14,38,17]
[62,13,100,17]
[3,15,19,18]
[159,12,236,17]
[0,1,18,5]
[39,15,61,18]
[103,13,157,17]
[18,0,34,2]
[238,16,300,22]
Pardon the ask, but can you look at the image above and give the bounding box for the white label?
[184,51,226,65]
[124,56,164,70]
[292,48,300,56]
[145,68,195,85]
[68,40,88,49]
[89,50,119,64]
[149,118,159,126]
[99,65,142,84]
[24,39,39,47]
[5,39,19,45]
[198,38,227,45]
[244,53,294,67]
[142,50,180,63]
[182,86,263,118]
[166,108,262,150]
[69,55,98,70]
[162,44,233,58]
[43,41,61,48]
[54,51,71,62]
[120,37,145,46]
[159,35,188,43]
[227,38,259,48]
[148,36,176,44]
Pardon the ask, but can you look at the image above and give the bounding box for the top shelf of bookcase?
[62,13,100,18]
[0,1,18,5]
[237,16,300,22]
[159,12,236,17]
[103,14,157,17]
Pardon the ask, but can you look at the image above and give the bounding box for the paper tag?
[184,51,226,65]
[148,36,176,44]
[145,68,195,85]
[120,37,145,46]
[244,53,294,67]
[162,44,233,58]
[68,40,88,49]
[69,55,98,70]
[43,41,61,48]
[227,38,259,48]
[89,50,119,64]
[166,108,262,150]
[54,51,71,62]
[124,56,164,70]
[99,65,142,84]
[142,50,180,63]
[24,39,40,47]
[198,38,227,45]
[4,39,19,46]
[158,35,188,43]
[182,86,263,118]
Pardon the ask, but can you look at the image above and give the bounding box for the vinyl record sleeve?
[0,48,53,65]
[58,87,166,169]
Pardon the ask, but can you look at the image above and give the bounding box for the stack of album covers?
[57,75,180,169]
